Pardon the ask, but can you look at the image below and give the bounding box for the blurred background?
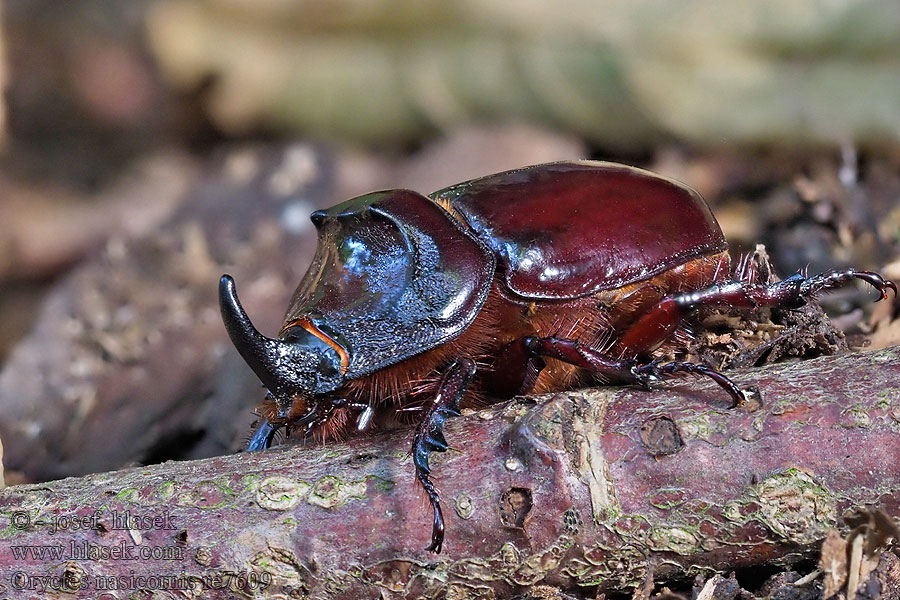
[1,0,899,484]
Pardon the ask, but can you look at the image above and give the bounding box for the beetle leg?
[412,357,476,554]
[483,337,547,398]
[249,398,342,450]
[677,269,897,311]
[614,269,896,356]
[522,336,635,382]
[795,269,896,302]
[630,360,747,407]
[247,419,281,451]
[523,337,746,407]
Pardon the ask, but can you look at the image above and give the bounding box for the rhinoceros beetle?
[219,161,896,553]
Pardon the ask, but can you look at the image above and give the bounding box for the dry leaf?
[822,508,900,600]
[821,529,849,598]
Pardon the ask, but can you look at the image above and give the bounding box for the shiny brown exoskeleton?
[219,161,896,553]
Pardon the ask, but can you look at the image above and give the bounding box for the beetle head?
[219,275,345,417]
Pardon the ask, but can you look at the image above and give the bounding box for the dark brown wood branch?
[2,346,899,599]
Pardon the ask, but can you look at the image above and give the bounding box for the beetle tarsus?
[412,358,476,554]
[631,360,746,407]
[797,269,897,302]
[670,269,897,313]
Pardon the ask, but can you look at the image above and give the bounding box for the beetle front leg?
[247,396,361,450]
[247,419,281,451]
[412,357,476,554]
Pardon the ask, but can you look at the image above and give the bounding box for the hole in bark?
[499,487,533,529]
[345,452,376,465]
[639,416,684,456]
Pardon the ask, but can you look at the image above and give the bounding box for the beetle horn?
[219,275,302,406]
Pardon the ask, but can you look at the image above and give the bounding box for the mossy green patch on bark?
[256,475,308,511]
[754,468,835,544]
[306,475,368,509]
[649,526,701,554]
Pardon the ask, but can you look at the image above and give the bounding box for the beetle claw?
[630,359,745,407]
[865,273,898,301]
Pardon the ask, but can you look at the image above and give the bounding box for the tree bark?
[2,346,899,600]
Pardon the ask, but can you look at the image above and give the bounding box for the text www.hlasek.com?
[12,540,184,561]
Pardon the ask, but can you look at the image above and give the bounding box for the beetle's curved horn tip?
[219,274,254,340]
[220,274,243,312]
[220,274,235,292]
